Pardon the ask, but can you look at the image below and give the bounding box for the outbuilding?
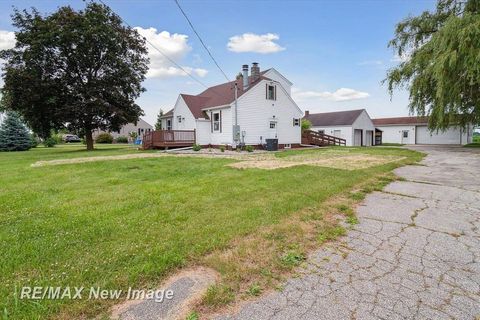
[303,109,376,146]
[373,116,474,145]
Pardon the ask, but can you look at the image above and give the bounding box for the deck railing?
[143,130,196,149]
[302,130,346,146]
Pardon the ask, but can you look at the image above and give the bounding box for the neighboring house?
[303,109,376,146]
[93,118,153,140]
[373,116,474,145]
[159,63,303,149]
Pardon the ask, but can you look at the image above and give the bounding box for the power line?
[97,0,213,91]
[173,0,230,82]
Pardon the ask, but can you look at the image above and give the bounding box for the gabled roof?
[160,109,174,118]
[372,116,429,126]
[304,109,366,126]
[179,74,271,119]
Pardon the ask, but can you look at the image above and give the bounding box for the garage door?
[353,129,362,146]
[416,126,461,144]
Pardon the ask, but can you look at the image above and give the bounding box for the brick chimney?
[250,62,260,82]
[305,110,310,117]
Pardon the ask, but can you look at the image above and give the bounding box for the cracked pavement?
[216,146,480,320]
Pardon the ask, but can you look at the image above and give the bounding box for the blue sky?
[0,0,436,125]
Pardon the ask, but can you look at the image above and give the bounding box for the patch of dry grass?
[192,171,399,318]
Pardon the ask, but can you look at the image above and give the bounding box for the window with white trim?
[166,119,172,130]
[177,116,182,123]
[284,143,291,149]
[213,112,220,131]
[293,118,300,126]
[318,130,325,134]
[267,85,276,100]
[269,121,276,129]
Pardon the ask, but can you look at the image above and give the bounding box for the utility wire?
[173,0,230,82]
[97,0,214,91]
[97,0,235,105]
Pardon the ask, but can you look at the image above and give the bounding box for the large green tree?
[385,0,480,130]
[0,2,149,150]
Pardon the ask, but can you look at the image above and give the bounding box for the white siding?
[352,110,376,146]
[236,80,302,145]
[311,126,354,146]
[160,117,173,130]
[416,125,468,145]
[195,120,211,145]
[263,69,292,96]
[204,107,232,145]
[93,118,153,139]
[377,125,416,144]
[172,96,196,131]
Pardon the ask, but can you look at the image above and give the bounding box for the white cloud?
[227,33,285,54]
[358,60,383,66]
[134,27,207,79]
[0,30,15,50]
[293,87,370,102]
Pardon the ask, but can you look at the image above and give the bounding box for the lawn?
[0,144,423,319]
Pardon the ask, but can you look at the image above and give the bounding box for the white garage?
[373,116,473,145]
[304,109,376,146]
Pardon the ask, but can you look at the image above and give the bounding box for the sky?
[0,0,437,126]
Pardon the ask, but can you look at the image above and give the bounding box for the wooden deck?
[143,130,196,149]
[302,130,347,146]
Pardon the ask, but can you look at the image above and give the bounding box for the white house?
[160,63,303,148]
[303,109,376,146]
[93,118,153,140]
[373,116,474,145]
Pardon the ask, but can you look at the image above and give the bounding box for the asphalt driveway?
[218,145,480,320]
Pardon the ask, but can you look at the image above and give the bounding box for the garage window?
[403,131,409,138]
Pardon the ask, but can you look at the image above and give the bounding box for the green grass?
[378,143,405,146]
[0,144,423,319]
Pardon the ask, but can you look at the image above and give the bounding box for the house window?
[293,118,300,126]
[166,119,172,130]
[177,116,182,123]
[284,143,291,149]
[318,130,325,134]
[269,121,276,129]
[403,130,409,138]
[267,85,276,100]
[213,112,220,131]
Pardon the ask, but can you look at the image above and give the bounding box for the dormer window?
[266,84,276,100]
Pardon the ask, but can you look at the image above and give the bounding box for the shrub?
[30,134,39,148]
[245,145,254,152]
[115,136,128,143]
[95,133,114,144]
[192,144,201,151]
[43,137,57,148]
[220,145,225,152]
[52,133,64,144]
[301,119,312,131]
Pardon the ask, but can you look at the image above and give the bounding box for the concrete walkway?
[217,146,480,320]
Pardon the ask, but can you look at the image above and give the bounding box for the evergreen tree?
[155,109,164,130]
[0,111,32,151]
